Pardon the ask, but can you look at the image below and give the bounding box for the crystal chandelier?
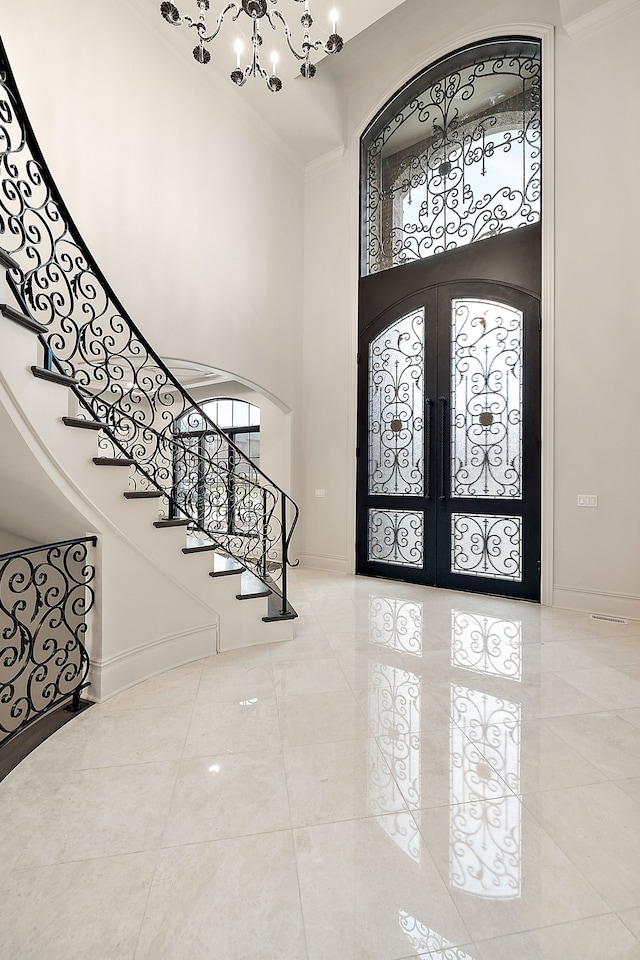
[159,0,343,92]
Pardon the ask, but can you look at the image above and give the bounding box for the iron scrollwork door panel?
[357,278,540,600]
[357,294,438,584]
[435,281,540,599]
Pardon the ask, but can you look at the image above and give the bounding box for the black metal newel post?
[280,494,288,616]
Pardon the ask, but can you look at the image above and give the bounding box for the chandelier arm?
[266,9,307,62]
[198,2,243,43]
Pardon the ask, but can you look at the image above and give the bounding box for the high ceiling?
[130,0,410,163]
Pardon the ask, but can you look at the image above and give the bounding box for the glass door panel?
[357,270,540,600]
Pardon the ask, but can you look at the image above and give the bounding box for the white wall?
[0,0,305,416]
[300,0,640,618]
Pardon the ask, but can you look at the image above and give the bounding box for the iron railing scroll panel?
[0,536,97,748]
[0,38,298,613]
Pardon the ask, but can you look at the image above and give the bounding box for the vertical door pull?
[425,398,432,501]
[439,397,446,501]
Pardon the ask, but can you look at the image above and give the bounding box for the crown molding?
[305,145,345,182]
[563,0,640,39]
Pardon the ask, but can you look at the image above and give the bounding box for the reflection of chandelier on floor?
[160,0,343,91]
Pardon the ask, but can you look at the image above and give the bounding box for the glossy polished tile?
[77,704,192,768]
[415,800,607,941]
[285,737,408,827]
[0,852,157,960]
[556,666,640,711]
[1,568,638,960]
[183,696,280,757]
[21,761,177,866]
[196,659,276,703]
[135,831,307,960]
[272,657,350,697]
[269,633,335,661]
[102,660,204,711]
[545,712,640,780]
[295,816,470,960]
[524,782,640,911]
[505,719,605,794]
[619,906,640,943]
[162,753,290,846]
[474,914,640,960]
[278,689,370,746]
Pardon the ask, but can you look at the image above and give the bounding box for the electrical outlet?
[577,495,598,507]
[314,488,325,498]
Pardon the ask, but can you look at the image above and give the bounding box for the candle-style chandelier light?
[159,0,343,92]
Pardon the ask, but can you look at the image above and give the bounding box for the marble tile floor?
[2,568,640,959]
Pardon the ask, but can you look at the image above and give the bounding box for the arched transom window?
[361,38,541,275]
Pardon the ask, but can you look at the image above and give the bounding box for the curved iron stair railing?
[0,38,298,618]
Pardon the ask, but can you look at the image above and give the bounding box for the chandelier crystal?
[159,0,343,92]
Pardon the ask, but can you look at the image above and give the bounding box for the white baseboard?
[553,584,640,622]
[298,553,348,574]
[89,622,218,702]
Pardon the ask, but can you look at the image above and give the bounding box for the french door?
[356,234,541,600]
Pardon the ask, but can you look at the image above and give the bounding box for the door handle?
[425,398,432,501]
[439,397,446,501]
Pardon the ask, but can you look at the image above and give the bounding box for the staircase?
[0,37,298,697]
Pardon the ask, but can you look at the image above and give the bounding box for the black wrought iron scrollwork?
[368,308,425,496]
[0,39,298,613]
[0,537,96,747]
[362,40,541,275]
[368,508,424,568]
[451,298,523,499]
[451,513,522,581]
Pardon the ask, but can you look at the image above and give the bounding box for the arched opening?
[357,38,542,601]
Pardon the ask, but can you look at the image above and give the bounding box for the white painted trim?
[89,621,218,702]
[553,585,640,622]
[299,552,348,573]
[348,23,556,602]
[305,146,346,182]
[563,0,640,40]
[539,26,556,609]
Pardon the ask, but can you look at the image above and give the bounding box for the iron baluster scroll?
[0,38,298,615]
[0,537,97,747]
[362,39,541,276]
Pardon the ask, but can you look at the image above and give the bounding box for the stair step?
[182,543,218,555]
[262,590,298,623]
[1,303,47,335]
[123,491,165,500]
[62,416,107,431]
[153,518,190,528]
[236,571,271,600]
[209,555,243,578]
[0,249,20,273]
[93,457,135,466]
[31,365,76,388]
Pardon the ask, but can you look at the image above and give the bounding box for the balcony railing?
[0,536,97,749]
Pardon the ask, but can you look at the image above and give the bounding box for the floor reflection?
[450,684,521,899]
[369,595,423,656]
[399,910,477,958]
[368,661,422,863]
[451,609,522,680]
[365,593,524,915]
